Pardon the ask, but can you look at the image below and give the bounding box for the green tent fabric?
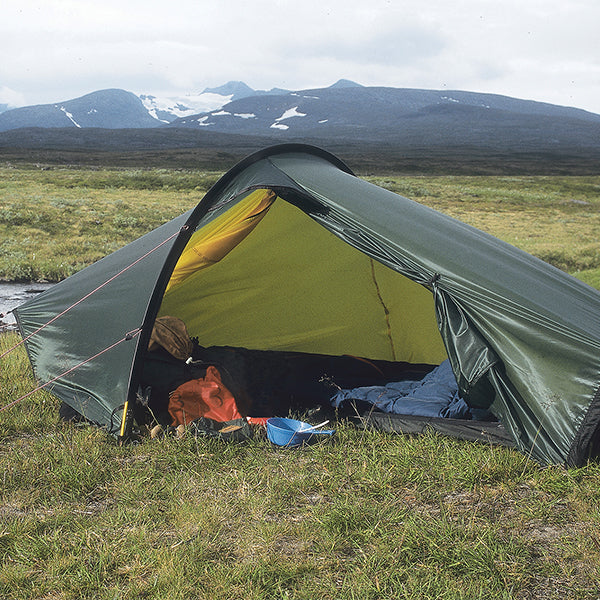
[14,144,600,466]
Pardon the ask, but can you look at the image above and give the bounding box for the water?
[0,282,54,329]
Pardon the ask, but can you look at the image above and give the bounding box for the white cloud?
[1,0,599,113]
[0,86,25,107]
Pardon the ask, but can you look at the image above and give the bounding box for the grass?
[368,175,600,287]
[1,163,600,598]
[0,165,217,281]
[1,165,599,286]
[1,334,600,599]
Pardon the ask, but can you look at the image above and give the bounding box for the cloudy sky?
[2,0,599,114]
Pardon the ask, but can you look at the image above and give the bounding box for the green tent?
[15,144,600,466]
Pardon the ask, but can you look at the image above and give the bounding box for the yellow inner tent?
[159,188,447,365]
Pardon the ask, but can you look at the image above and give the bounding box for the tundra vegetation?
[1,165,598,287]
[1,163,599,599]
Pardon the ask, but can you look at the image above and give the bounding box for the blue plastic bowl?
[266,417,335,447]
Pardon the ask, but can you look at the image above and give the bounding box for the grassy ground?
[1,164,600,598]
[1,334,600,599]
[1,165,599,287]
[0,165,219,281]
[367,175,600,289]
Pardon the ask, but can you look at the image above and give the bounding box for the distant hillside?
[169,86,600,153]
[2,125,599,175]
[1,81,599,174]
[0,89,159,131]
[0,80,305,129]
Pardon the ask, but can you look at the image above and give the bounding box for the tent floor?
[344,408,513,447]
[138,344,436,424]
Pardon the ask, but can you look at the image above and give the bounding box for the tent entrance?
[158,191,447,365]
[133,189,504,436]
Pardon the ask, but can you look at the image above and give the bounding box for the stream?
[0,282,54,329]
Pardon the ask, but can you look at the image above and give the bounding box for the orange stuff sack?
[168,366,243,426]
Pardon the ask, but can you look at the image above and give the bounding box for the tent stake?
[118,399,130,444]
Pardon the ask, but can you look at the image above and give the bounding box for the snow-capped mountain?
[0,89,159,131]
[170,85,600,137]
[0,80,599,157]
[138,81,293,123]
[167,85,600,150]
[138,91,234,123]
[0,81,295,130]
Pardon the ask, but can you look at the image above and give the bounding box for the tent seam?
[369,258,396,361]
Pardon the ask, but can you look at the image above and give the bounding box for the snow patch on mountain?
[195,115,214,127]
[440,95,491,109]
[59,106,81,127]
[291,93,320,100]
[276,106,307,121]
[139,92,232,122]
[269,106,307,130]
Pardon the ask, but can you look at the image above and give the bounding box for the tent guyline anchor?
[0,228,183,361]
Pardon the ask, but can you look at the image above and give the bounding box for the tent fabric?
[14,143,600,466]
[15,213,190,427]
[158,197,446,363]
[166,188,276,292]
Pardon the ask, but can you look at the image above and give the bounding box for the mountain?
[201,81,258,101]
[138,81,295,123]
[0,82,295,129]
[168,86,600,151]
[138,91,234,123]
[329,78,363,89]
[1,82,599,171]
[0,89,160,131]
[202,80,295,100]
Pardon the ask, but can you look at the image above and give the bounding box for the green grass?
[0,165,217,281]
[1,166,599,286]
[2,165,600,598]
[367,174,600,287]
[1,332,600,599]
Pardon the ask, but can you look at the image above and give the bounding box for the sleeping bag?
[330,359,489,420]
